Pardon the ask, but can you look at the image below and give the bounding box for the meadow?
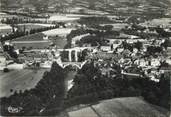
[0,69,49,98]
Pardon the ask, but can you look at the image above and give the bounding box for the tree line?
[1,17,49,24]
[67,60,170,110]
[65,25,119,48]
[0,25,59,42]
[2,11,49,18]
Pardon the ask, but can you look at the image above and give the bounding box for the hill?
[67,97,169,117]
[1,0,170,10]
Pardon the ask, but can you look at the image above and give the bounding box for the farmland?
[48,14,80,22]
[0,23,13,35]
[68,97,168,117]
[0,69,49,98]
[140,18,171,27]
[50,37,67,49]
[17,23,55,31]
[42,28,74,36]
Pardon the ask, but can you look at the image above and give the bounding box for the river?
[64,70,77,98]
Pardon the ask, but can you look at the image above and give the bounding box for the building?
[100,46,111,52]
[134,59,149,67]
[150,58,161,67]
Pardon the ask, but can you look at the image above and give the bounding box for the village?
[0,0,171,116]
[0,18,171,83]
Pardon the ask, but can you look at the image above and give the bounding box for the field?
[0,12,18,20]
[0,69,49,98]
[42,28,74,36]
[17,23,55,32]
[100,23,128,30]
[12,41,51,49]
[48,14,80,22]
[50,37,67,49]
[68,97,168,117]
[140,18,171,27]
[0,24,13,35]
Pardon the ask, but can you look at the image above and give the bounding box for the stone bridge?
[56,47,94,69]
[60,61,87,69]
[58,47,95,62]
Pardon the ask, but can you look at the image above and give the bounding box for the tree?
[103,25,113,31]
[134,41,143,51]
[161,39,170,49]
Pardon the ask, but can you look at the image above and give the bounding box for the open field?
[12,33,45,41]
[48,14,80,22]
[17,23,55,31]
[0,12,18,20]
[11,32,68,49]
[0,28,12,35]
[68,97,169,117]
[140,18,171,27]
[0,69,49,98]
[51,37,67,49]
[0,23,13,35]
[42,28,74,36]
[100,23,128,30]
[0,24,12,30]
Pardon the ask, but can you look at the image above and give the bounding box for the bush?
[3,68,9,72]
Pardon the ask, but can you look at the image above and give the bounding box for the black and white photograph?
[0,0,171,116]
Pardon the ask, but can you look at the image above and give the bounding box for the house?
[116,47,124,53]
[150,58,161,67]
[100,46,111,52]
[134,59,148,67]
[166,58,171,65]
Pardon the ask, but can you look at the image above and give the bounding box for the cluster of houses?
[79,34,171,82]
[0,18,171,81]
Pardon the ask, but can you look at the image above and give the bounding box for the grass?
[17,23,55,31]
[42,28,74,36]
[12,31,68,49]
[13,33,45,41]
[48,15,79,21]
[0,69,49,98]
[141,18,171,27]
[67,97,169,117]
[0,24,12,35]
[50,36,67,49]
[91,97,168,117]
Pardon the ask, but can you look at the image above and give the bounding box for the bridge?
[57,47,95,62]
[56,47,94,69]
[59,61,87,69]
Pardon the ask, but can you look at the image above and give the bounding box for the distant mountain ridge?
[1,0,170,10]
